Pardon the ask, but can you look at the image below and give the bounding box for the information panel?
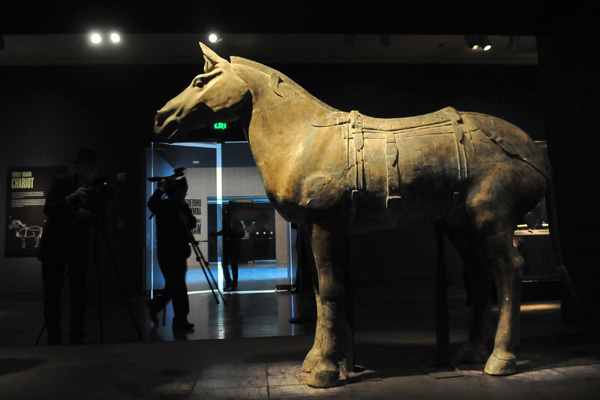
[5,166,67,257]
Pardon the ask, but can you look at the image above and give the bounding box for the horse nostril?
[155,112,165,127]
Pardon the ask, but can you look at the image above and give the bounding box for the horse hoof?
[301,353,320,373]
[484,352,516,375]
[307,363,340,388]
[456,344,489,364]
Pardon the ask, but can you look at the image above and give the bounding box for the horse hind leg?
[468,206,524,375]
[443,224,493,364]
[481,227,524,375]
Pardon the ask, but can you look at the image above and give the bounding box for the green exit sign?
[213,122,228,130]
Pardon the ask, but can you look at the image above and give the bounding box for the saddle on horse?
[313,107,469,207]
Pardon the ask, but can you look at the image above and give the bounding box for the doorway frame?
[146,141,296,296]
[146,141,223,296]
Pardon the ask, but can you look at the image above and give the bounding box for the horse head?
[7,217,21,230]
[154,43,250,141]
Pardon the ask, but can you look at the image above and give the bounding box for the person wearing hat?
[39,148,99,345]
[147,174,196,330]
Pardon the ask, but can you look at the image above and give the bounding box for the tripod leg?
[35,322,47,346]
[197,254,221,304]
[187,232,224,304]
[191,238,226,305]
[94,228,105,344]
[192,243,226,305]
[98,222,145,342]
[201,256,227,305]
[200,253,222,291]
[36,262,70,345]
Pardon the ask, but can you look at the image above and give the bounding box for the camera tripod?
[185,228,227,306]
[149,227,227,327]
[35,215,144,345]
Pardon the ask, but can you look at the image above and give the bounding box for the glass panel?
[207,197,292,291]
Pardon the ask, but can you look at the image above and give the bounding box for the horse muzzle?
[154,109,181,141]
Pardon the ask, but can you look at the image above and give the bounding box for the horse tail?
[545,177,579,302]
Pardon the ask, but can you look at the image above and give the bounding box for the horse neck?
[233,63,336,172]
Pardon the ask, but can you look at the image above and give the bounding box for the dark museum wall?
[0,60,547,296]
[537,36,600,324]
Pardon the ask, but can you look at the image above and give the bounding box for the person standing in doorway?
[214,205,245,291]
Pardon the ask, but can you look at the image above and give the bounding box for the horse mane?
[230,56,340,113]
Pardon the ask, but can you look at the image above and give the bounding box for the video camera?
[148,167,186,183]
[147,168,187,193]
[85,174,114,213]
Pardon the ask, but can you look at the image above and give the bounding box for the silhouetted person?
[214,207,245,291]
[147,176,196,330]
[38,148,99,345]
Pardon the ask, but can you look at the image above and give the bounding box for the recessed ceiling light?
[90,32,102,44]
[109,32,121,44]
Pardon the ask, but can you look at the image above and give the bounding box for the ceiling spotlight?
[479,35,492,51]
[208,33,221,43]
[89,32,102,45]
[109,32,121,44]
[465,35,479,50]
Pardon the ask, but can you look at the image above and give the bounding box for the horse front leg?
[301,222,323,372]
[305,224,347,388]
[443,225,492,364]
[302,290,323,372]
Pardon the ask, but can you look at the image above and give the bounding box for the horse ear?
[199,42,228,73]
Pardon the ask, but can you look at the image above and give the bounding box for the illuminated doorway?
[145,142,296,296]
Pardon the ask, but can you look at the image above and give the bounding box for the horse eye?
[193,78,205,88]
[191,71,220,89]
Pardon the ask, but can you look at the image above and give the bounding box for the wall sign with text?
[5,166,67,257]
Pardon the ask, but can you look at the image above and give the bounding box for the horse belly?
[358,131,462,226]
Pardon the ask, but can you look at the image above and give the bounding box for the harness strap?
[444,108,468,181]
[313,108,469,211]
[386,131,402,206]
[349,111,365,192]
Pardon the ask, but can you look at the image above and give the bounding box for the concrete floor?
[1,280,599,399]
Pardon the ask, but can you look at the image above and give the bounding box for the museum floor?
[1,279,599,399]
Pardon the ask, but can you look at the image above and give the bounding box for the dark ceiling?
[1,1,596,36]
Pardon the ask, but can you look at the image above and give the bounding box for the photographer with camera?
[38,148,100,345]
[147,171,196,330]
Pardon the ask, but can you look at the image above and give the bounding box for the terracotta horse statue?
[154,43,570,387]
